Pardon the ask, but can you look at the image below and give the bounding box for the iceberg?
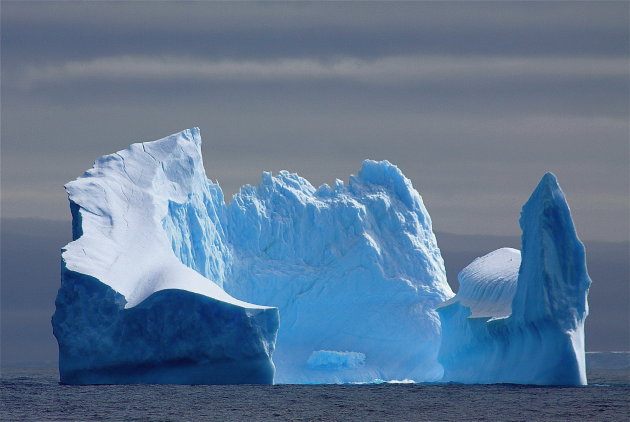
[53,129,278,384]
[437,173,592,385]
[219,161,452,383]
[53,128,453,384]
[53,127,591,386]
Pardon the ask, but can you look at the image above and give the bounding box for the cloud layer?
[21,55,627,88]
[2,1,628,243]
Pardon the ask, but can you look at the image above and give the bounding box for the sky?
[2,1,628,241]
[1,2,629,363]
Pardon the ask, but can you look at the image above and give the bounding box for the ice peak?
[357,159,417,209]
[256,170,317,200]
[176,127,201,144]
[540,171,558,185]
[514,174,590,326]
[528,172,562,202]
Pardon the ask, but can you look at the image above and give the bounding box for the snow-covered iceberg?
[53,128,453,384]
[53,129,279,384]
[437,173,591,385]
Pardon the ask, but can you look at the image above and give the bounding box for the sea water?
[1,367,628,421]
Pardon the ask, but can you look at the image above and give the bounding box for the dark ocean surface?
[1,367,628,422]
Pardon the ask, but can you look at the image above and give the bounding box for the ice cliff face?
[222,161,451,383]
[437,173,591,385]
[54,128,453,384]
[53,129,278,384]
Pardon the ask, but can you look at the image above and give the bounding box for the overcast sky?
[2,1,628,241]
[1,2,629,362]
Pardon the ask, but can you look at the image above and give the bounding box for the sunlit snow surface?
[53,128,453,384]
[53,129,278,384]
[437,173,591,385]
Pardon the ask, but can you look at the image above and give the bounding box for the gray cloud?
[2,1,627,66]
[5,1,625,32]
[19,55,626,89]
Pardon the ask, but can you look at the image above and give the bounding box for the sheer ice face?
[221,161,452,383]
[53,129,278,384]
[437,173,591,385]
[54,128,453,384]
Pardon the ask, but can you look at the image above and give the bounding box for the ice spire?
[437,173,591,385]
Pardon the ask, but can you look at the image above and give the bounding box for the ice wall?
[437,173,591,385]
[222,162,453,383]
